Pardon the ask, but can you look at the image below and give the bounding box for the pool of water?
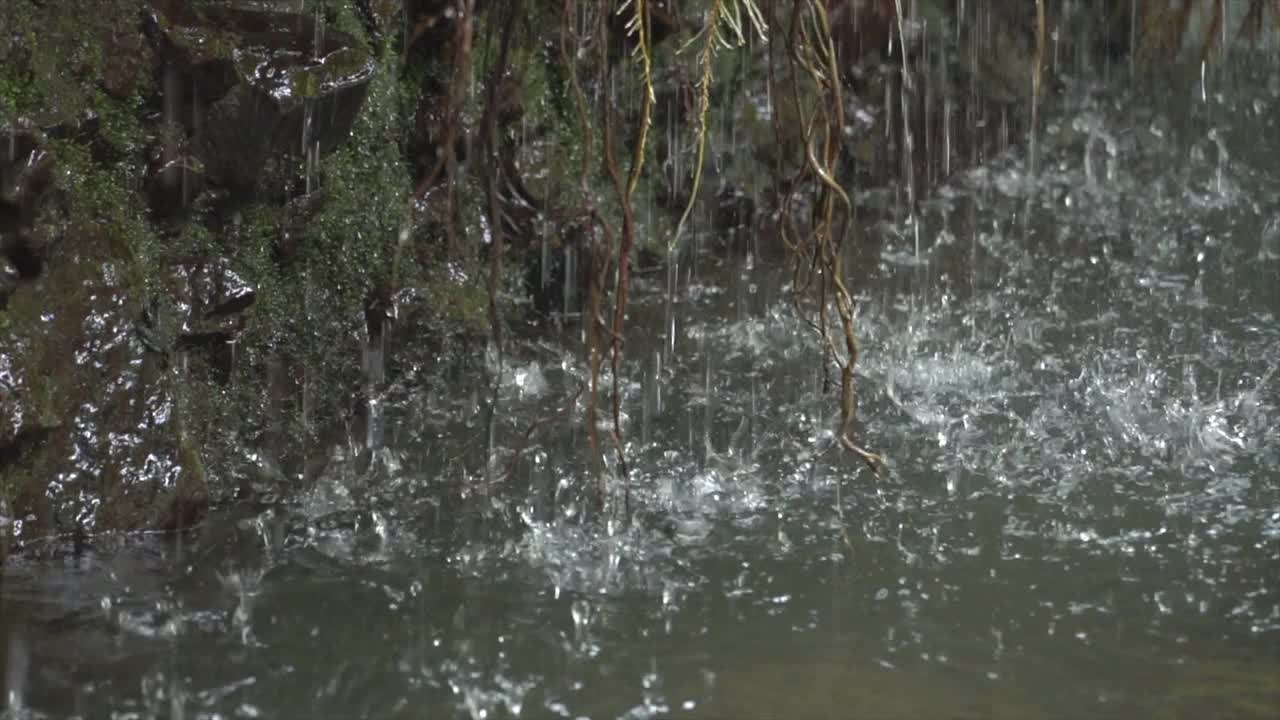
[3,72,1280,719]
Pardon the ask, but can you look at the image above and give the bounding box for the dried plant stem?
[668,0,723,258]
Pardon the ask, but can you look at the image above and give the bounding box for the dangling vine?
[500,0,884,519]
[411,0,476,256]
[600,0,658,516]
[771,0,883,477]
[668,0,767,258]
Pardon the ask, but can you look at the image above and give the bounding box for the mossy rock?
[1,221,209,551]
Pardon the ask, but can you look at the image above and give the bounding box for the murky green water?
[4,72,1280,719]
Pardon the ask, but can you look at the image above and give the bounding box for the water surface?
[3,71,1280,720]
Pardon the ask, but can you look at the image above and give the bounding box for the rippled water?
[4,75,1280,718]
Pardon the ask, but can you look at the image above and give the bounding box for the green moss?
[0,74,36,117]
[92,86,148,155]
[0,0,146,122]
[46,137,155,287]
[6,0,563,517]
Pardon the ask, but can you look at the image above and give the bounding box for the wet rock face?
[353,0,403,51]
[100,13,150,100]
[1,230,210,551]
[145,0,376,193]
[169,257,256,383]
[138,256,256,365]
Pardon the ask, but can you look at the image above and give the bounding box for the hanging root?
[561,1,607,506]
[774,0,885,478]
[668,0,767,259]
[411,0,476,255]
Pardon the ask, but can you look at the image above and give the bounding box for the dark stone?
[145,0,377,193]
[0,121,56,241]
[829,0,896,80]
[272,188,327,266]
[144,142,206,217]
[525,212,610,319]
[1,121,56,298]
[404,0,476,69]
[0,255,19,306]
[143,0,246,108]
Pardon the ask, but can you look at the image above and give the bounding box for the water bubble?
[1259,216,1280,261]
[570,598,593,646]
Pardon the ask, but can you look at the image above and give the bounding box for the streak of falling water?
[364,326,385,451]
[642,350,660,445]
[539,234,550,296]
[884,65,895,166]
[967,4,979,168]
[734,248,746,325]
[663,258,678,366]
[4,628,26,714]
[562,243,576,318]
[1052,13,1059,72]
[670,83,684,207]
[162,65,180,174]
[1077,115,1119,192]
[893,0,920,260]
[570,598,593,655]
[303,101,314,195]
[653,349,662,417]
[923,19,934,189]
[301,279,313,438]
[1129,0,1137,78]
[313,1,326,61]
[701,325,713,466]
[1209,128,1229,195]
[307,1,327,194]
[1221,1,1229,62]
[943,93,952,177]
[1000,105,1009,155]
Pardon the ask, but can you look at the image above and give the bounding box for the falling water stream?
[3,55,1280,720]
